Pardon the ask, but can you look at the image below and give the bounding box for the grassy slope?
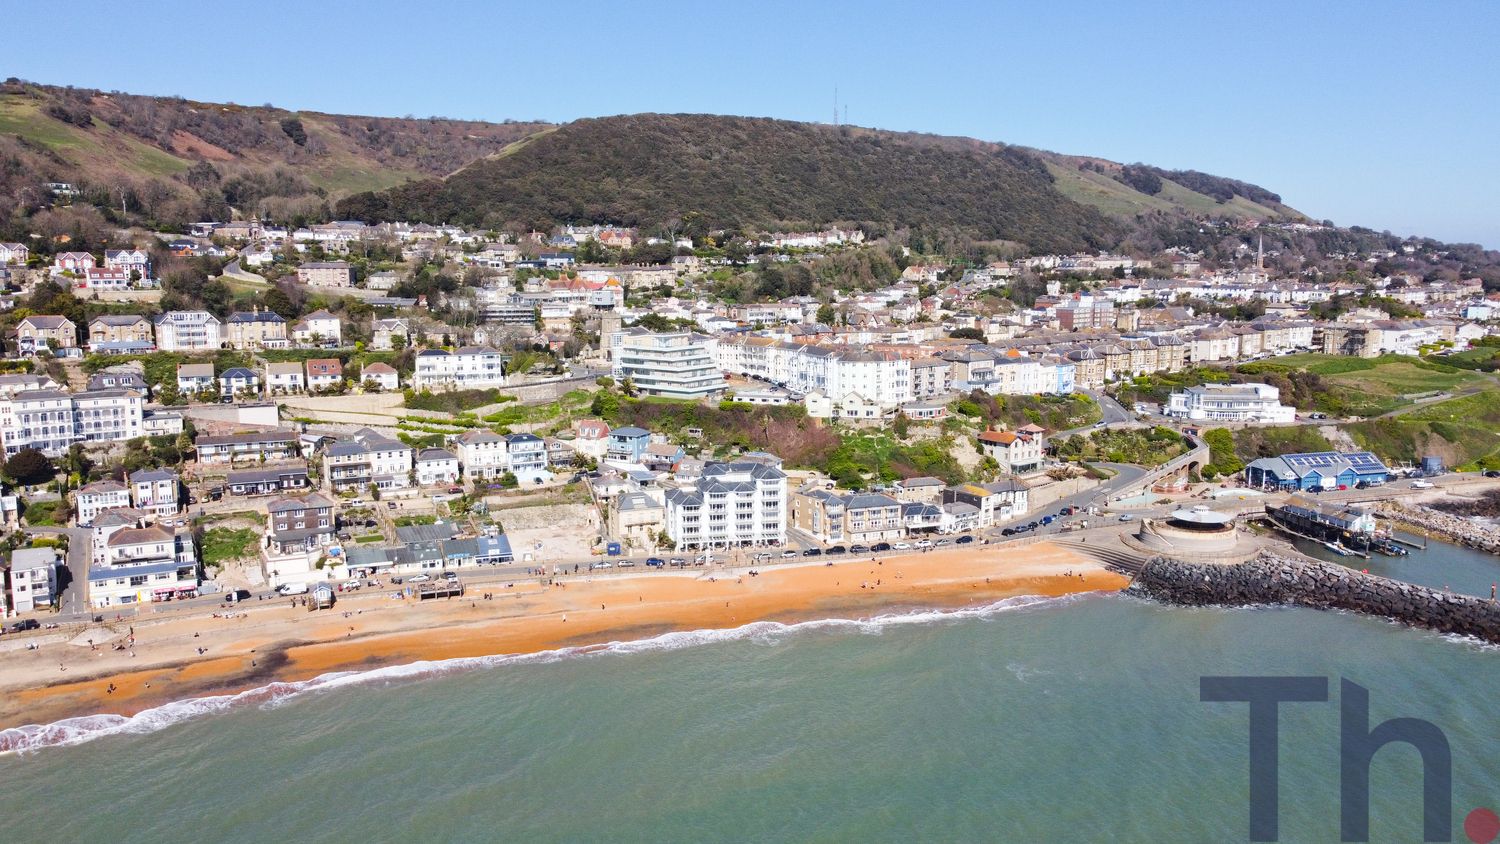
[1042,153,1300,221]
[0,96,193,179]
[1344,391,1500,470]
[1243,354,1489,416]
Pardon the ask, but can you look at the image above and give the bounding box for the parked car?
[915,539,933,549]
[443,571,459,580]
[387,502,398,510]
[277,582,309,595]
[850,544,870,554]
[616,560,635,568]
[1411,480,1435,489]
[871,542,892,552]
[1118,514,1135,521]
[802,548,823,557]
[934,538,952,547]
[669,557,687,567]
[1484,470,1500,479]
[9,619,39,632]
[447,486,462,494]
[646,557,665,568]
[892,542,912,551]
[591,561,613,570]
[1001,528,1016,536]
[781,550,797,559]
[1040,516,1055,526]
[408,574,432,583]
[826,545,847,555]
[342,579,362,590]
[956,535,975,544]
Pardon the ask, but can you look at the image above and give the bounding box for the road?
[1054,389,1138,440]
[27,526,93,616]
[986,462,1148,537]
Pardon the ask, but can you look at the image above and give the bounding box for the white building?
[413,347,508,390]
[153,311,222,352]
[129,468,179,520]
[715,337,912,409]
[75,479,132,526]
[291,309,343,346]
[9,547,59,613]
[360,362,399,391]
[265,361,306,394]
[612,330,725,400]
[415,448,461,486]
[663,460,787,550]
[324,429,413,493]
[455,430,509,479]
[1166,383,1296,424]
[90,523,200,607]
[0,389,144,457]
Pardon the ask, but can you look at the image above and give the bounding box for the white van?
[277,582,310,595]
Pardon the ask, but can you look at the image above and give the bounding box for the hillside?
[336,114,1126,252]
[0,80,549,224]
[1039,153,1302,221]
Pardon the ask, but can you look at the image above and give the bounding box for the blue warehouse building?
[1244,451,1391,491]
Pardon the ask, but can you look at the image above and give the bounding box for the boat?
[1375,540,1409,557]
[1322,540,1355,556]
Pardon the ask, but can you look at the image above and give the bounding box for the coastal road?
[987,462,1148,537]
[1053,390,1138,441]
[25,526,92,617]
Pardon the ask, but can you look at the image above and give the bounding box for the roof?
[227,311,286,323]
[178,363,215,377]
[417,447,457,462]
[266,361,304,375]
[196,429,297,447]
[1168,507,1234,525]
[129,468,176,483]
[19,315,72,329]
[91,314,149,326]
[266,492,335,512]
[106,525,175,547]
[611,426,650,438]
[79,479,128,495]
[395,522,459,544]
[306,359,342,376]
[220,367,257,379]
[362,362,397,374]
[11,547,58,569]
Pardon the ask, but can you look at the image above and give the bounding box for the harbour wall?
[1375,501,1500,555]
[1129,552,1500,644]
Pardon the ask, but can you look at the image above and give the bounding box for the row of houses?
[11,309,348,356]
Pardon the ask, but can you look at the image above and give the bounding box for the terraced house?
[413,346,508,390]
[225,309,288,349]
[323,428,413,492]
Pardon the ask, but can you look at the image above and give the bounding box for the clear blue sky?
[8,0,1499,247]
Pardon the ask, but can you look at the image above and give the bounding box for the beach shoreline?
[0,542,1126,739]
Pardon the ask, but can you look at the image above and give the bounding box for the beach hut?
[311,583,336,610]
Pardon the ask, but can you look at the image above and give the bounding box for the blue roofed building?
[1244,451,1391,491]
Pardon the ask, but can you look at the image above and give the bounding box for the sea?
[4,539,1500,843]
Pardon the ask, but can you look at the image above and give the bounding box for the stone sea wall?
[1129,552,1500,643]
[1376,501,1500,555]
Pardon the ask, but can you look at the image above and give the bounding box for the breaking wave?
[0,592,1088,755]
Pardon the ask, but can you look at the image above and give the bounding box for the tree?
[4,448,55,486]
[949,327,985,341]
[620,376,637,397]
[498,471,519,489]
[816,303,836,325]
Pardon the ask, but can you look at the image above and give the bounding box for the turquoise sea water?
[4,543,1500,842]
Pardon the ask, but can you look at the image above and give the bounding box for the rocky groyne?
[1129,552,1500,643]
[1376,501,1500,554]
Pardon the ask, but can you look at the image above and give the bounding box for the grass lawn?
[23,499,65,526]
[201,527,260,566]
[1244,354,1489,416]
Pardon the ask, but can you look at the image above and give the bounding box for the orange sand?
[0,542,1125,730]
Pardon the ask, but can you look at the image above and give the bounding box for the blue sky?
[7,0,1499,247]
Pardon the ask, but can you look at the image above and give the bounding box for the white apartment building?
[0,389,144,458]
[9,547,58,612]
[129,468,180,520]
[89,523,200,607]
[413,347,508,390]
[715,337,912,408]
[663,461,788,550]
[324,429,414,493]
[75,479,132,526]
[1166,383,1296,424]
[455,430,509,479]
[612,331,725,400]
[153,311,222,352]
[415,448,461,486]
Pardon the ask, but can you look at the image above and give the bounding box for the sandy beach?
[0,541,1125,732]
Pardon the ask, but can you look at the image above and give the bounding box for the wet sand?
[0,542,1125,731]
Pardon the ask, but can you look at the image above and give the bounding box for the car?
[443,571,459,580]
[826,545,847,555]
[337,531,352,541]
[342,579,362,590]
[1040,516,1055,526]
[390,576,404,585]
[1118,513,1135,521]
[781,550,798,559]
[387,502,398,510]
[448,486,463,494]
[1411,480,1435,489]
[669,557,687,567]
[408,574,432,583]
[934,538,952,547]
[1484,470,1500,479]
[850,544,870,554]
[646,557,665,568]
[1310,412,1329,420]
[591,561,612,570]
[915,539,933,549]
[802,547,823,557]
[1026,522,1039,530]
[1001,528,1016,536]
[892,542,911,551]
[364,519,378,528]
[753,552,772,563]
[1094,421,1106,428]
[616,560,635,568]
[1355,481,1370,489]
[952,535,973,545]
[277,583,309,595]
[694,555,711,565]
[9,619,39,632]
[871,542,892,552]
